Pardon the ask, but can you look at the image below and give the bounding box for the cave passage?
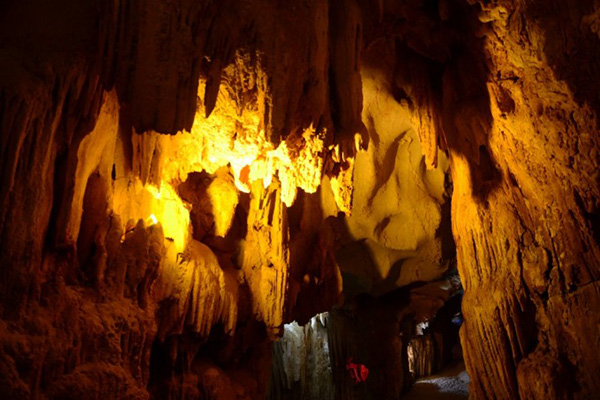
[268,313,333,400]
[403,362,469,400]
[269,269,466,400]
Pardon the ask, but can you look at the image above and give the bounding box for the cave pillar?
[448,2,600,398]
[242,180,290,337]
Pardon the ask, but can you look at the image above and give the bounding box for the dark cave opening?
[268,269,466,400]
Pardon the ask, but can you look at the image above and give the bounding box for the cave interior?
[0,0,599,399]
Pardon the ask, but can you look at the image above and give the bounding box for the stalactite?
[268,315,333,400]
[242,181,290,337]
[407,336,435,378]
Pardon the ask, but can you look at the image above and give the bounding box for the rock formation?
[0,0,598,399]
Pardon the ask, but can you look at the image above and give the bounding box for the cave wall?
[0,0,599,399]
[447,2,600,398]
[0,0,351,397]
[331,36,454,297]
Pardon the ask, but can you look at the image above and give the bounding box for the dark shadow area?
[371,258,413,297]
[526,0,600,129]
[77,171,109,285]
[389,0,502,204]
[178,171,217,243]
[149,318,270,398]
[438,0,502,203]
[288,189,345,325]
[437,174,457,262]
[402,361,469,400]
[574,188,600,248]
[526,0,600,252]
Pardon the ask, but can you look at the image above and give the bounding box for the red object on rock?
[346,357,369,383]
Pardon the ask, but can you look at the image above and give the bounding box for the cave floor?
[403,361,470,400]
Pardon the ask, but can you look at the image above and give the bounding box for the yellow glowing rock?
[144,80,325,208]
[206,168,239,238]
[113,179,190,251]
[241,180,289,337]
[331,54,452,294]
[156,240,238,339]
[329,155,355,214]
[147,214,158,225]
[68,90,120,242]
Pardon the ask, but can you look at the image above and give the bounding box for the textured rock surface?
[269,315,333,400]
[408,336,436,378]
[0,0,356,397]
[332,37,454,297]
[443,2,600,399]
[0,0,599,399]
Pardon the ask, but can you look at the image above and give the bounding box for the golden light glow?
[143,183,189,250]
[329,155,355,214]
[149,76,326,208]
[156,124,324,207]
[113,179,190,251]
[147,214,158,225]
[205,170,239,237]
[114,76,340,254]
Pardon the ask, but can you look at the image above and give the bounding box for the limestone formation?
[0,0,598,399]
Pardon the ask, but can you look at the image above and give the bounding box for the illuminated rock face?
[447,3,600,397]
[331,39,454,297]
[0,0,599,399]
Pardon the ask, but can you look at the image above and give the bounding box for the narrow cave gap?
[404,276,468,400]
[268,313,333,400]
[268,269,467,400]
